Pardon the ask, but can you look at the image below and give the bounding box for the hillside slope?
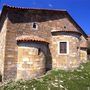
[0,61,90,90]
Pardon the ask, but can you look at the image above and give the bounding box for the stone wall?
[0,18,8,81]
[80,48,87,63]
[17,42,47,80]
[80,35,87,63]
[3,17,17,80]
[1,9,87,81]
[50,33,81,70]
[7,9,81,41]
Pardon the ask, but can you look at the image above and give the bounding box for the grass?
[0,61,90,90]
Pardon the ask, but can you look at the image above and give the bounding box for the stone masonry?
[0,5,88,81]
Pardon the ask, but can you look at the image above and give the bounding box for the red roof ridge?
[3,4,67,12]
[16,35,49,43]
[80,41,87,48]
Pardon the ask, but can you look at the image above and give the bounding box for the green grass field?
[0,61,90,90]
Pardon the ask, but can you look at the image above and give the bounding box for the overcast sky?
[0,0,90,35]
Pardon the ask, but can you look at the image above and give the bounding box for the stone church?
[0,5,88,81]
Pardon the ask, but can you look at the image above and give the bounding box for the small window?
[32,22,38,30]
[64,26,66,29]
[59,42,67,54]
[38,48,41,55]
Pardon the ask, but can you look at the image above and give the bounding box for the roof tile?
[16,35,49,43]
[80,41,87,48]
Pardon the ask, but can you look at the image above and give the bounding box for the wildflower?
[60,84,64,88]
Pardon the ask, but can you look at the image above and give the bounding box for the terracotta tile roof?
[3,4,66,12]
[80,41,87,48]
[51,29,82,35]
[16,35,49,43]
[88,35,90,38]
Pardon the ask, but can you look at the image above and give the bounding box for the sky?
[0,0,90,35]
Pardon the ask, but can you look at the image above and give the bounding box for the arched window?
[32,22,38,30]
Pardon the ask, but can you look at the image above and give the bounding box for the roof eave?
[65,11,88,39]
[0,5,9,32]
[0,5,88,39]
